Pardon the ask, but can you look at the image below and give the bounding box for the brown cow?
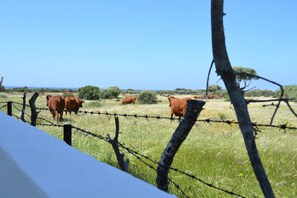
[193,95,204,99]
[168,96,191,120]
[121,96,137,105]
[65,96,84,115]
[46,95,65,123]
[194,95,209,99]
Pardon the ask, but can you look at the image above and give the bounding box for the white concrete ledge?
[0,112,175,198]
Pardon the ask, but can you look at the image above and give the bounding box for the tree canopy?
[208,84,222,94]
[233,66,258,89]
[78,85,100,100]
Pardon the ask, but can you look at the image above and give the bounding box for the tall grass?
[0,93,296,197]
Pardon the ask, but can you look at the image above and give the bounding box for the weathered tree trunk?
[156,100,205,191]
[29,92,39,126]
[211,1,274,197]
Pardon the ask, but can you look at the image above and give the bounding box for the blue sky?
[0,1,296,91]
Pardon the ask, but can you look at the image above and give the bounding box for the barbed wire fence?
[36,107,297,131]
[2,100,297,131]
[0,101,248,197]
[1,100,297,197]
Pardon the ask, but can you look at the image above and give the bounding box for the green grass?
[0,92,297,197]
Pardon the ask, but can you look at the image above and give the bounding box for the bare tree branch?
[211,1,275,197]
[239,72,297,124]
[206,59,215,96]
[246,98,288,103]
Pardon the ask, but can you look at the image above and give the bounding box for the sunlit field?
[1,92,296,197]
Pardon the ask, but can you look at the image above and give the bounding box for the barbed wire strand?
[37,116,63,127]
[12,101,31,107]
[33,107,297,131]
[72,125,110,142]
[117,142,245,197]
[168,178,190,198]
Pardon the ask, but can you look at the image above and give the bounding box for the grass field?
[1,92,297,197]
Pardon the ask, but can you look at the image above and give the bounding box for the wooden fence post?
[21,92,26,122]
[29,92,39,126]
[7,101,12,116]
[156,100,205,192]
[63,124,72,146]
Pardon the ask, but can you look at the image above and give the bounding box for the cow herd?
[46,95,84,123]
[45,94,211,123]
[45,95,137,123]
[121,95,201,120]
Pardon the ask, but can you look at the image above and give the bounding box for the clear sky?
[0,1,296,91]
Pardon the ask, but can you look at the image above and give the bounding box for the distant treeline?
[3,87,75,93]
[2,85,297,101]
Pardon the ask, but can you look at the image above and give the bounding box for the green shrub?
[62,91,75,98]
[137,90,158,104]
[78,85,100,100]
[222,91,230,102]
[245,89,274,97]
[100,89,112,99]
[101,86,121,99]
[218,113,227,120]
[108,86,121,98]
[6,86,30,93]
[274,85,297,101]
[122,88,138,94]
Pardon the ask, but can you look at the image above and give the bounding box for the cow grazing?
[65,96,84,115]
[121,96,137,105]
[46,95,65,123]
[168,96,191,120]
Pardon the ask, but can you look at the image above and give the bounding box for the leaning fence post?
[156,100,205,192]
[63,124,72,146]
[7,101,12,116]
[21,92,27,122]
